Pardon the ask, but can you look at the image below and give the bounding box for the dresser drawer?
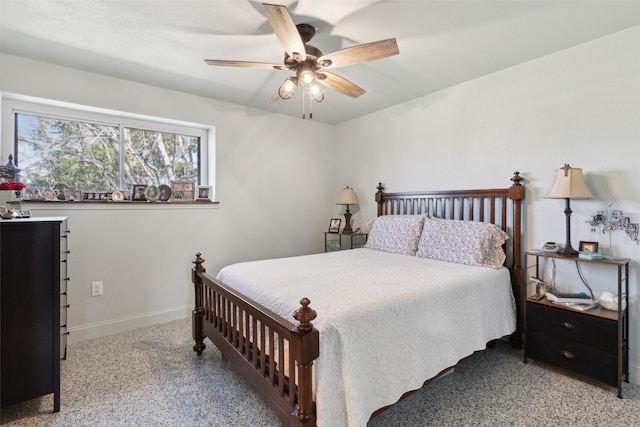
[527,331,618,386]
[526,302,617,353]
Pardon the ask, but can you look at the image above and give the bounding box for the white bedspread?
[217,248,516,427]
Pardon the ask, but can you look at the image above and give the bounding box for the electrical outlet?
[91,281,104,297]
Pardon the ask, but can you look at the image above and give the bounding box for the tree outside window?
[15,112,200,192]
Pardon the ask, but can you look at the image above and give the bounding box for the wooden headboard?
[374,172,525,344]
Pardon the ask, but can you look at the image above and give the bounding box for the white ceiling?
[1,0,639,125]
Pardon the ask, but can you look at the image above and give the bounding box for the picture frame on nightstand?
[579,240,598,253]
[328,218,341,233]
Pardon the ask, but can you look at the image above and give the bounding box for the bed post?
[191,252,207,355]
[508,172,525,346]
[292,298,319,424]
[375,183,385,216]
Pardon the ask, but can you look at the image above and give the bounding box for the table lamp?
[544,164,593,256]
[336,186,359,234]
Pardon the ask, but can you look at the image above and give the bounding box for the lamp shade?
[544,165,593,199]
[336,187,359,205]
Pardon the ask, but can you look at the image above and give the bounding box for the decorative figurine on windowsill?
[0,154,20,182]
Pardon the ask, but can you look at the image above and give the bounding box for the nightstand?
[523,251,629,397]
[324,232,368,252]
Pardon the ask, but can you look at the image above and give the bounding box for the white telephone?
[542,242,560,252]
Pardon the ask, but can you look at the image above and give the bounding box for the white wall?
[335,26,640,383]
[1,54,336,341]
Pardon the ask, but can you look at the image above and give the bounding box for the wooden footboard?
[191,253,319,426]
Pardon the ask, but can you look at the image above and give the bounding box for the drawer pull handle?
[561,321,575,330]
[561,350,575,360]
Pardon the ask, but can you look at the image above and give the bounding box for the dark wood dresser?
[1,217,69,411]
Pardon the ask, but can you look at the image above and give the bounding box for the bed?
[190,172,525,426]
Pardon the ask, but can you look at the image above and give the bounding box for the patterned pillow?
[416,217,509,268]
[364,215,426,255]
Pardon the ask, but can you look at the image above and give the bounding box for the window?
[13,109,204,194]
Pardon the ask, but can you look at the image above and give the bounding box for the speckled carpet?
[2,318,639,426]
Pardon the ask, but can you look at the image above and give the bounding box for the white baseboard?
[67,305,192,344]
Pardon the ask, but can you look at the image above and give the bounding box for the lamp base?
[343,211,353,234]
[560,198,579,257]
[559,244,579,257]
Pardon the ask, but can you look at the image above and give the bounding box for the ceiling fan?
[204,3,399,105]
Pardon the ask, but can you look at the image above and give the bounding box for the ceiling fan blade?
[263,3,307,62]
[204,59,286,70]
[316,72,366,98]
[317,38,399,69]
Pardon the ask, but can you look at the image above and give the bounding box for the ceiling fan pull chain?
[302,88,306,119]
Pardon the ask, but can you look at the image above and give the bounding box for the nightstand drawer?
[526,302,617,353]
[527,331,618,386]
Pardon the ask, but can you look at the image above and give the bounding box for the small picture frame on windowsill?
[63,189,83,202]
[195,185,213,201]
[132,184,147,201]
[170,180,194,202]
[328,218,341,233]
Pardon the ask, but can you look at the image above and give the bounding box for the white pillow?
[364,215,426,255]
[416,217,509,268]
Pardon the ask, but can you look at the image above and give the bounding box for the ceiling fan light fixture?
[299,68,316,89]
[310,83,324,102]
[278,77,298,99]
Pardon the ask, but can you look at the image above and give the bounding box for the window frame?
[2,98,213,200]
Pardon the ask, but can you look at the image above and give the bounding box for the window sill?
[21,199,219,204]
[11,200,220,210]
